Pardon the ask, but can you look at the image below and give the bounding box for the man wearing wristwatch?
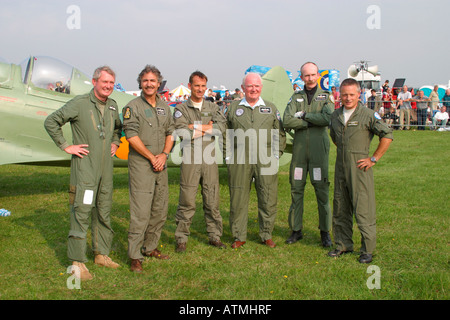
[329,78,393,264]
[173,71,227,253]
[122,65,174,272]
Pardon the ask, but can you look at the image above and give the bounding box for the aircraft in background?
[0,56,294,167]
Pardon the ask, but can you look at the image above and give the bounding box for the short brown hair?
[340,78,360,90]
[189,70,208,84]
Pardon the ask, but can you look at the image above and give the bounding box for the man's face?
[140,72,160,98]
[402,85,408,92]
[92,71,115,101]
[242,74,262,102]
[188,75,207,102]
[340,84,360,110]
[418,91,424,98]
[300,63,319,90]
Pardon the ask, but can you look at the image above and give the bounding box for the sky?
[1,0,449,92]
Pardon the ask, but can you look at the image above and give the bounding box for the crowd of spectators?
[350,81,450,130]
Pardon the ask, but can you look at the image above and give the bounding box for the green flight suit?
[226,98,286,242]
[330,103,393,255]
[283,87,334,233]
[122,94,174,262]
[44,89,122,262]
[173,98,227,244]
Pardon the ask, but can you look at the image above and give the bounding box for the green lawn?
[0,130,448,300]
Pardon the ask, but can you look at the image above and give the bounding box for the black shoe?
[327,248,353,257]
[320,231,332,247]
[358,254,373,263]
[286,230,303,244]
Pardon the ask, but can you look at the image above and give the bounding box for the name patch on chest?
[347,121,359,127]
[156,107,166,116]
[315,94,327,101]
[259,106,272,114]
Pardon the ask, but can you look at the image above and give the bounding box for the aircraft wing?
[260,66,294,165]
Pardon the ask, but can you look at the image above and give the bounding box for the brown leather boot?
[130,259,143,273]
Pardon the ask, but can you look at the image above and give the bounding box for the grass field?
[0,130,448,301]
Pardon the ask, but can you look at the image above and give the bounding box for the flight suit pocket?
[69,185,76,205]
[73,184,97,209]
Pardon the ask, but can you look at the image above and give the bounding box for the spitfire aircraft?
[0,56,294,167]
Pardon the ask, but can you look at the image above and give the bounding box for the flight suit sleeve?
[304,95,334,127]
[122,104,140,139]
[112,103,122,146]
[173,106,193,139]
[329,112,338,145]
[370,112,394,141]
[282,94,309,131]
[211,104,227,136]
[165,107,175,136]
[274,106,287,156]
[44,97,81,151]
[223,101,238,158]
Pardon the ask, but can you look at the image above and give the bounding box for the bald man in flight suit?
[283,62,334,247]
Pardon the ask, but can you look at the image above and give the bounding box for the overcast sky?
[1,0,448,91]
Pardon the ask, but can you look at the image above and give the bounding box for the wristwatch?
[370,156,377,163]
[163,152,169,159]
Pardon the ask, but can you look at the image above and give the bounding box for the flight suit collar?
[186,97,204,109]
[337,102,364,126]
[89,89,109,105]
[89,89,116,117]
[139,92,163,108]
[239,97,265,109]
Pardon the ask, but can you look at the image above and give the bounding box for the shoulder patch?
[236,108,244,116]
[276,110,281,120]
[123,106,131,119]
[174,110,183,119]
[374,112,382,120]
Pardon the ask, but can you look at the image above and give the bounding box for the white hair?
[242,72,263,86]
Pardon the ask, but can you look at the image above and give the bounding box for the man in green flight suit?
[329,78,393,263]
[122,65,175,273]
[283,62,334,247]
[226,72,286,248]
[44,66,122,281]
[173,71,227,252]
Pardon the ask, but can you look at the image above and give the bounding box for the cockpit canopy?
[20,56,92,95]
